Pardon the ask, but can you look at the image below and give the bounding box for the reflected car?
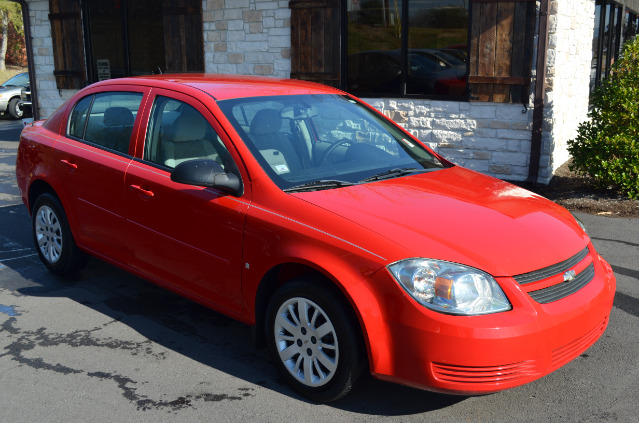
[348,50,466,96]
[15,75,615,402]
[0,72,29,119]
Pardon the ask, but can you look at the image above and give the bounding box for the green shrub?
[568,36,639,199]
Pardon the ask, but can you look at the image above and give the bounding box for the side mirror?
[171,159,243,197]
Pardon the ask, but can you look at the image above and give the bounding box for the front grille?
[528,263,595,303]
[432,360,539,384]
[513,247,590,285]
[511,246,595,304]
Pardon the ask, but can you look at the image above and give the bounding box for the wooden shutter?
[289,0,340,87]
[468,0,536,103]
[162,0,204,73]
[49,0,86,89]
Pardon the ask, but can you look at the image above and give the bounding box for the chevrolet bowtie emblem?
[563,270,577,282]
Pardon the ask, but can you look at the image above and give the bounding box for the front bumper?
[18,100,32,118]
[353,246,616,394]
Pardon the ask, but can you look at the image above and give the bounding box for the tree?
[0,1,23,70]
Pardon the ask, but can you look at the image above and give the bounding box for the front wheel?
[266,280,365,402]
[32,193,88,274]
[8,97,22,119]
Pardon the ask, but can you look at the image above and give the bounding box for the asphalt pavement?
[0,117,637,422]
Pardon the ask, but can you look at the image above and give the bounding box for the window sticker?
[275,164,290,174]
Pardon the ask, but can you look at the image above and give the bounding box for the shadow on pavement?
[1,205,465,415]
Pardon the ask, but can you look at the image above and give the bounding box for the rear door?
[124,89,249,313]
[53,87,150,263]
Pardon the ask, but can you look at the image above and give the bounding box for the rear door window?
[67,92,143,154]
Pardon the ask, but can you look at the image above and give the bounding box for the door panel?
[124,90,248,312]
[53,89,148,263]
[53,139,131,261]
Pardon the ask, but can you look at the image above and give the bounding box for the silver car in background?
[0,72,29,119]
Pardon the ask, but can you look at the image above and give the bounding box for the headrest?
[170,109,208,142]
[250,109,282,135]
[104,107,134,127]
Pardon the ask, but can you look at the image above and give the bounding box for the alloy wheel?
[35,205,63,264]
[273,297,339,387]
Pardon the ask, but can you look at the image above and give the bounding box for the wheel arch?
[27,179,58,213]
[252,261,370,366]
[27,178,81,243]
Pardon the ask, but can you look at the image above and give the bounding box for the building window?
[591,0,638,93]
[49,0,204,89]
[290,0,536,104]
[346,0,468,98]
[83,0,204,83]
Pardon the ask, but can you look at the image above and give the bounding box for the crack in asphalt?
[0,316,254,411]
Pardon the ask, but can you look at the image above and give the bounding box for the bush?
[568,36,639,199]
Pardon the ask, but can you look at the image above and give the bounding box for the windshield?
[2,73,28,87]
[217,94,447,191]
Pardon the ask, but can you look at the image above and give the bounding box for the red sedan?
[15,75,615,402]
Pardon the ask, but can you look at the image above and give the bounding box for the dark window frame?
[50,0,204,89]
[591,0,639,93]
[290,0,537,104]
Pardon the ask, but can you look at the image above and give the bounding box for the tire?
[8,97,22,119]
[32,193,88,275]
[266,279,365,402]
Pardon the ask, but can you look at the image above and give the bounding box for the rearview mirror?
[280,106,318,119]
[171,159,243,197]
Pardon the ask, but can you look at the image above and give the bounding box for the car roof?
[93,74,345,101]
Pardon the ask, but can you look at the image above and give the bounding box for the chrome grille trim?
[513,247,590,285]
[529,263,595,304]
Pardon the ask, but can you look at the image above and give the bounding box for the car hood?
[0,86,19,93]
[291,166,588,277]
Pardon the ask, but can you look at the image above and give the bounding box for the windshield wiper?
[359,167,427,183]
[283,179,356,193]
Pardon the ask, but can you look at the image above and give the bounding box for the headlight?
[571,213,589,235]
[388,259,511,315]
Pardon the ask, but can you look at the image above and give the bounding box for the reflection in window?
[346,0,468,98]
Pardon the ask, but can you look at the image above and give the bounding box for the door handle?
[129,184,155,198]
[60,159,78,170]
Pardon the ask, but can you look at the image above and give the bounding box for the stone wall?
[27,0,77,118]
[363,99,533,180]
[202,0,291,78]
[542,0,595,182]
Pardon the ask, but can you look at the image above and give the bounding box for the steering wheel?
[319,139,353,165]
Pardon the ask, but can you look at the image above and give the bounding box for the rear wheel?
[32,193,87,274]
[266,280,365,402]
